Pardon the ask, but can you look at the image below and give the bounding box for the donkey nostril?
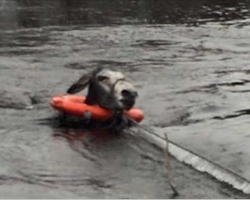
[121,90,129,97]
[121,90,138,98]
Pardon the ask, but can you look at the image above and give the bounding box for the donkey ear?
[67,74,90,94]
[67,67,103,94]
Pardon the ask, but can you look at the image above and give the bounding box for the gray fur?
[67,68,138,112]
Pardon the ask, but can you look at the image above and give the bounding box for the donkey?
[67,67,138,127]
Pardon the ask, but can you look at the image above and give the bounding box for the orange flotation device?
[50,95,144,122]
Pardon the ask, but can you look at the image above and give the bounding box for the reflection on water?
[0,0,250,30]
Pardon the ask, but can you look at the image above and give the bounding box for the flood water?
[1,0,250,198]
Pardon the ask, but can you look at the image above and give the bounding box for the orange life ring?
[50,95,144,122]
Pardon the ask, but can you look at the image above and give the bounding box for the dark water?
[1,0,250,198]
[1,0,250,29]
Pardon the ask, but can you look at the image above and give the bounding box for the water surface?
[0,0,250,198]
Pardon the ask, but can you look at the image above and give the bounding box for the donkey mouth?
[120,99,135,110]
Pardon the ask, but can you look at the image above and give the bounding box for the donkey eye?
[97,75,109,82]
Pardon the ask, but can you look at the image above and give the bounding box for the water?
[0,0,250,198]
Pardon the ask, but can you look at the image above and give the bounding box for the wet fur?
[67,67,137,128]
